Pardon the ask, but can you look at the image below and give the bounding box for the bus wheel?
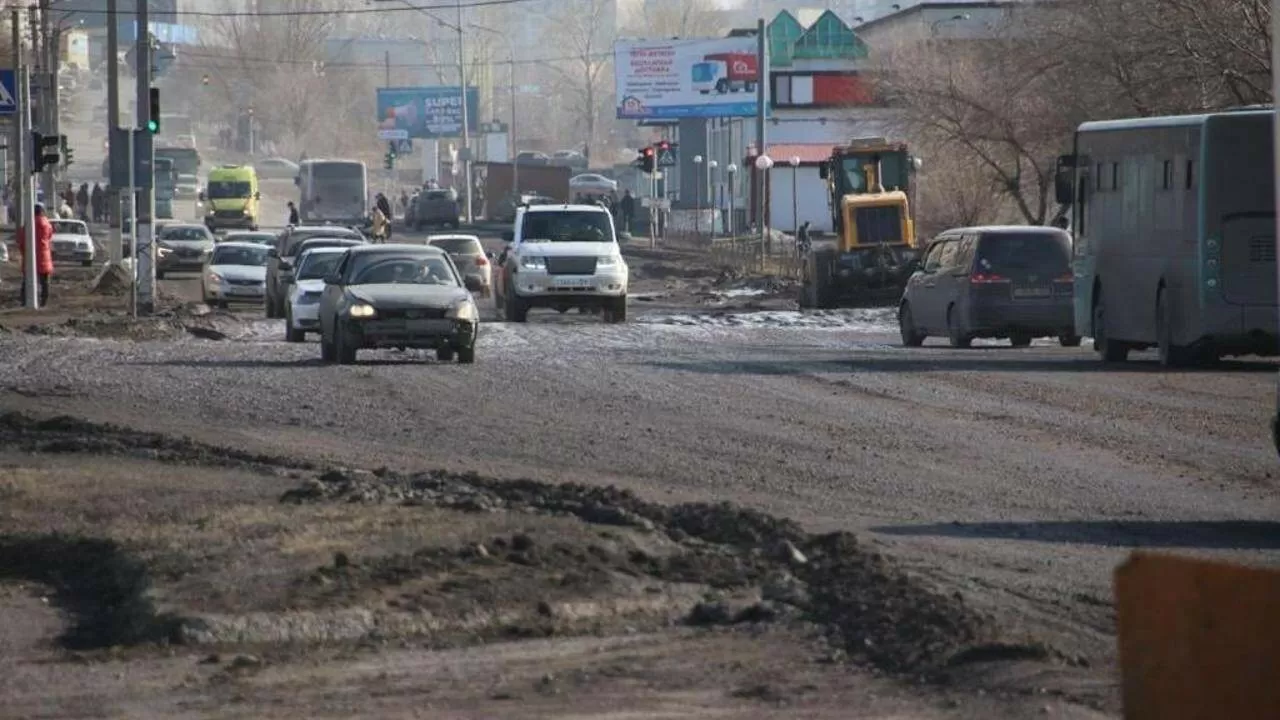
[1092,289,1128,362]
[1157,288,1192,368]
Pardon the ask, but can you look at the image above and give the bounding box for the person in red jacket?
[16,202,54,306]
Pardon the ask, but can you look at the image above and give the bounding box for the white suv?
[495,203,628,323]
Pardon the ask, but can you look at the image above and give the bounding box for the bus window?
[1185,159,1195,190]
[1161,160,1173,190]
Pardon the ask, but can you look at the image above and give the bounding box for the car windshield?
[297,252,345,280]
[228,233,274,245]
[162,227,209,242]
[51,220,87,235]
[211,246,269,266]
[976,233,1071,274]
[207,180,251,198]
[285,230,359,256]
[520,211,614,243]
[350,255,457,286]
[424,190,454,201]
[297,240,356,257]
[429,237,482,255]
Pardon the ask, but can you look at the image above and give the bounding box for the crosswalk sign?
[0,70,16,115]
[656,145,677,167]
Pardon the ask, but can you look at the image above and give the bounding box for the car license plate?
[1013,286,1050,298]
[553,277,595,288]
[228,286,259,295]
[406,319,455,333]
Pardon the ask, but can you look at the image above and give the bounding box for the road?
[2,241,1277,672]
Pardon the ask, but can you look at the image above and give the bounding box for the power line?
[176,48,611,70]
[44,0,546,18]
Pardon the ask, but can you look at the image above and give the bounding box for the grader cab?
[799,139,922,309]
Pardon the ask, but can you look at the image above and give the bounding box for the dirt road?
[0,236,1276,717]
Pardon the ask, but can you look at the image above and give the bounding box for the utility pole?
[37,0,53,210]
[755,17,768,251]
[135,0,155,313]
[509,54,517,195]
[10,9,20,224]
[456,0,472,224]
[20,65,37,308]
[106,0,121,264]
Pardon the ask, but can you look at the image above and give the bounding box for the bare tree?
[916,139,1006,234]
[622,0,729,38]
[541,0,616,163]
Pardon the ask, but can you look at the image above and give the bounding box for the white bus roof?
[1078,109,1272,134]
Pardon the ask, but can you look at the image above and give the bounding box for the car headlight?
[598,253,621,266]
[520,255,546,270]
[448,300,477,321]
[208,272,222,284]
[348,303,376,318]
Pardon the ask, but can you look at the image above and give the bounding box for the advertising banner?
[376,86,479,139]
[614,37,760,119]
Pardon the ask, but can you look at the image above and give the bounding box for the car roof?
[939,225,1069,237]
[297,246,350,256]
[427,234,481,242]
[211,241,265,250]
[348,243,446,256]
[288,225,360,235]
[226,231,272,237]
[161,223,208,231]
[522,203,610,214]
[297,237,363,245]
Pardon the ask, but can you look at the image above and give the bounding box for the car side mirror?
[501,230,514,243]
[323,273,340,285]
[463,275,483,292]
[254,191,261,200]
[197,191,205,201]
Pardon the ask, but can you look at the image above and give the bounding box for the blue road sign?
[376,86,479,139]
[0,69,17,115]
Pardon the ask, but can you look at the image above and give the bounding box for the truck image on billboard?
[614,37,760,119]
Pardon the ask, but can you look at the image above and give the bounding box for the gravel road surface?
[2,252,1277,678]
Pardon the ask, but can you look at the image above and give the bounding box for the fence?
[709,233,804,278]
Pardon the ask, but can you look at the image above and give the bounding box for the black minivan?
[898,226,1079,348]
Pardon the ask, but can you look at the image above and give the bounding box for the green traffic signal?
[147,119,159,134]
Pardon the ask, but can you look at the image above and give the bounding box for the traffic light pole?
[20,64,37,309]
[134,0,155,314]
[106,0,121,265]
[37,0,54,212]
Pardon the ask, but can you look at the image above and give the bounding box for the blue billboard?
[376,86,479,139]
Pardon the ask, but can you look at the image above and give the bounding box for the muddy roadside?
[0,411,1113,718]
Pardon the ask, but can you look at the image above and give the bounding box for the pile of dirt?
[281,467,995,675]
[0,411,312,471]
[15,303,240,341]
[90,263,132,296]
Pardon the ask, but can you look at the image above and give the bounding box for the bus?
[295,159,368,226]
[154,157,176,219]
[155,146,201,178]
[1056,108,1276,367]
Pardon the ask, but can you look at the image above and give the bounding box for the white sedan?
[569,173,618,195]
[202,241,269,308]
[285,246,348,342]
[50,219,95,266]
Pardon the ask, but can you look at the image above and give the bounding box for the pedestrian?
[375,192,392,222]
[286,200,300,226]
[619,190,635,235]
[16,202,54,306]
[76,183,89,221]
[371,205,389,243]
[91,183,104,223]
[797,220,812,254]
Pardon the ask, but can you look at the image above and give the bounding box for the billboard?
[376,86,480,139]
[614,37,760,119]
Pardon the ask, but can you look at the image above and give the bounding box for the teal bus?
[1056,108,1276,366]
[154,157,176,219]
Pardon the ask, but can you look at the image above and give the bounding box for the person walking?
[91,183,104,223]
[76,183,90,221]
[619,189,635,235]
[286,201,300,226]
[16,203,54,306]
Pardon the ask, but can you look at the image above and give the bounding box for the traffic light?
[59,134,72,168]
[384,142,397,170]
[31,131,59,173]
[638,145,656,173]
[146,86,160,134]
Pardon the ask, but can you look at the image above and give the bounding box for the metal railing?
[709,233,804,278]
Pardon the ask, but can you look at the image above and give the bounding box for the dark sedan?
[156,223,216,277]
[318,244,483,365]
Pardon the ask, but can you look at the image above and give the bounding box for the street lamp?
[726,163,737,236]
[755,154,773,251]
[470,22,517,198]
[692,154,703,236]
[707,159,718,238]
[788,155,800,239]
[373,0,472,223]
